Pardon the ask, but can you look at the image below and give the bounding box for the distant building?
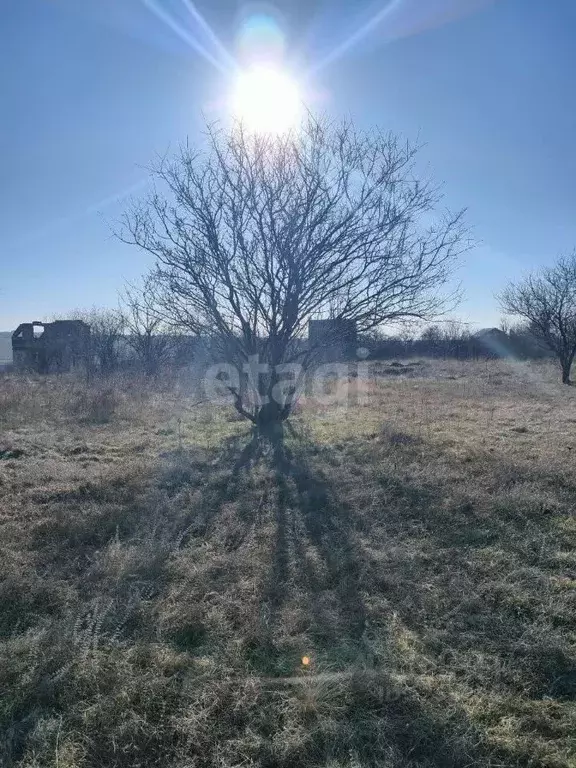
[472,327,514,358]
[12,320,91,373]
[308,319,357,362]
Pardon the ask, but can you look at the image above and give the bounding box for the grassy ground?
[1,360,576,767]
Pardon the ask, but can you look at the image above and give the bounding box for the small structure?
[472,327,514,359]
[308,319,357,362]
[12,320,91,373]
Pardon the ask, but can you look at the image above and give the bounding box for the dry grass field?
[1,360,576,767]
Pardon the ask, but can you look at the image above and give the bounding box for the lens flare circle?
[232,65,301,134]
[237,12,286,65]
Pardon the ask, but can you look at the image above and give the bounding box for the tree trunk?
[255,401,286,443]
[561,358,573,385]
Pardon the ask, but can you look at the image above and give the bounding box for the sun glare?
[232,65,301,134]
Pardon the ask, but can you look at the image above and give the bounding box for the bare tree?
[120,277,176,376]
[120,115,468,433]
[420,324,443,356]
[499,252,576,384]
[70,308,126,375]
[420,320,471,358]
[441,319,471,358]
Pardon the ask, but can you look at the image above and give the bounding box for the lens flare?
[232,65,301,134]
[237,12,286,66]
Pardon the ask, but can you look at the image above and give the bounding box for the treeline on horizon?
[363,322,550,362]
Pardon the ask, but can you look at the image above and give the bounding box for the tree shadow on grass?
[256,431,536,768]
[160,430,268,550]
[285,430,576,708]
[159,426,574,764]
[270,438,367,645]
[312,670,535,768]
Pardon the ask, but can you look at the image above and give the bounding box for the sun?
[232,65,301,135]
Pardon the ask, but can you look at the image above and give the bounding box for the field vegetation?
[1,359,576,767]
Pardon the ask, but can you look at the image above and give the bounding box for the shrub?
[72,387,118,424]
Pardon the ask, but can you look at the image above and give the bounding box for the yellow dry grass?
[1,360,576,767]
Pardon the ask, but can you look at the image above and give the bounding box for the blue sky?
[2,0,576,330]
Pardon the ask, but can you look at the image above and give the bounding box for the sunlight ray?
[479,334,560,396]
[141,0,230,74]
[180,0,238,71]
[7,179,150,251]
[311,0,496,74]
[311,0,404,73]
